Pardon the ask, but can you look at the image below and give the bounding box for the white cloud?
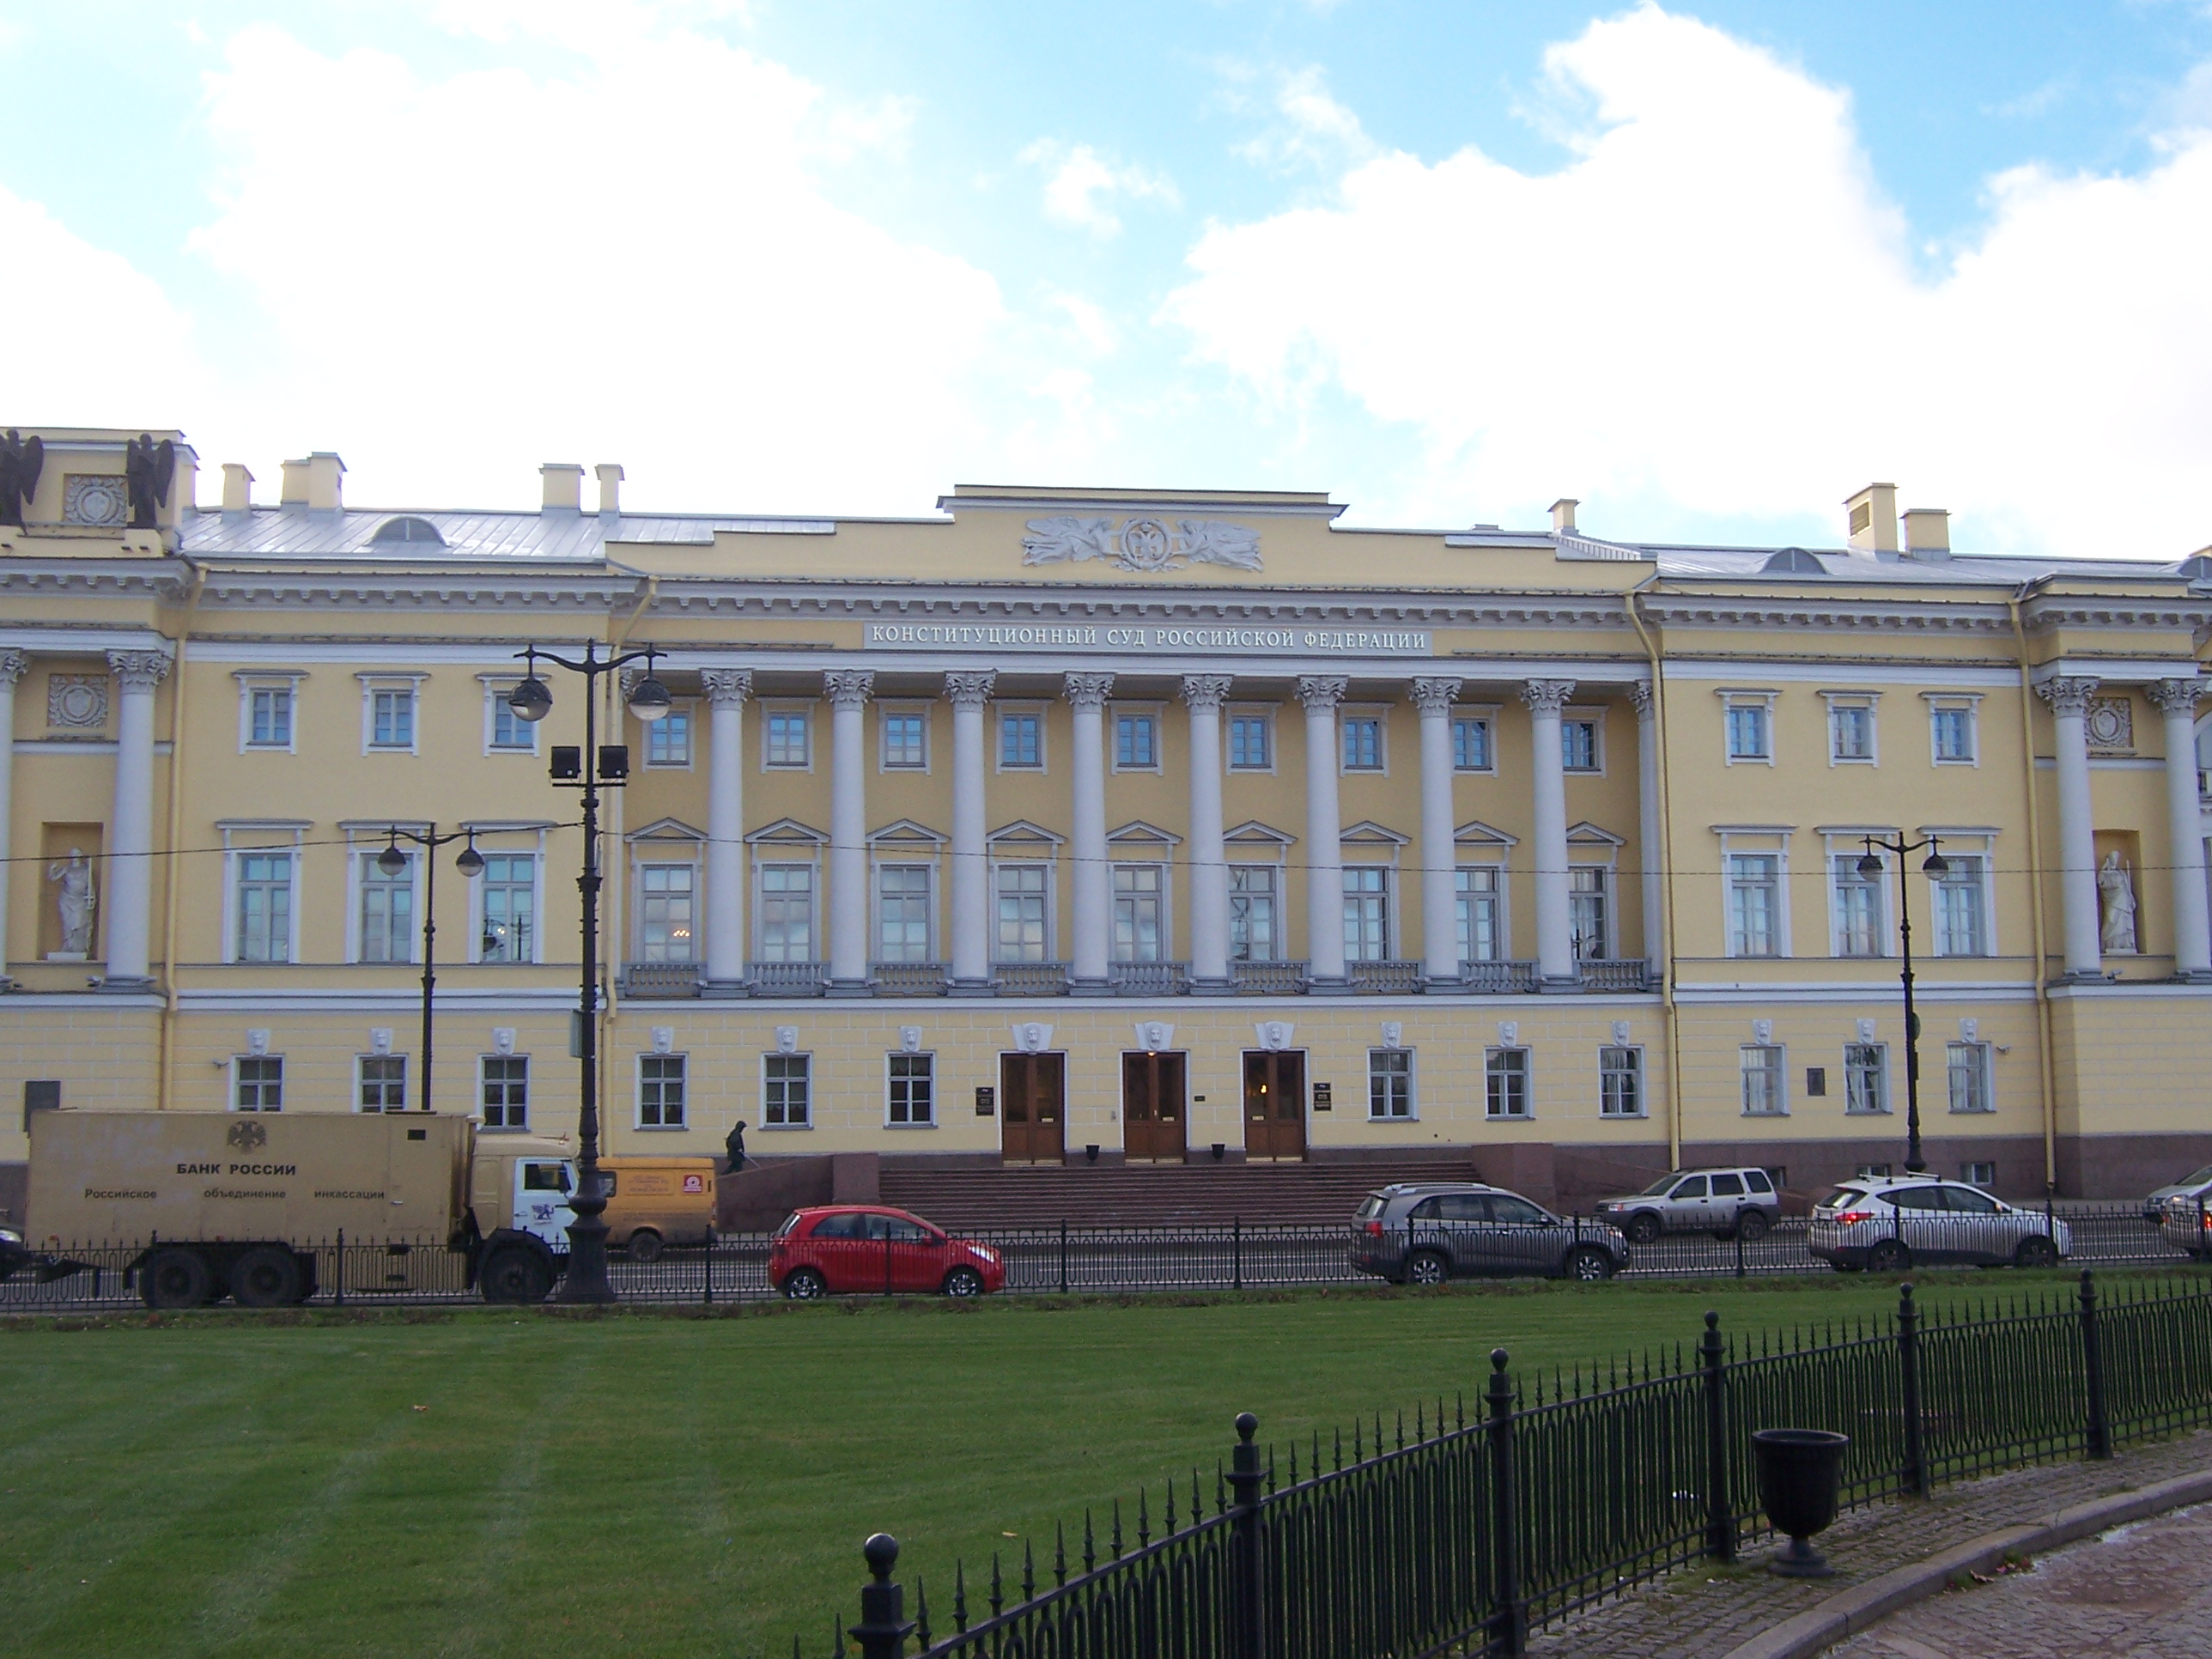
[1165,5,2212,556]
[1233,65,1376,171]
[1019,139,1179,236]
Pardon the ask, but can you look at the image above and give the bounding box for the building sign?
[865,623,1431,656]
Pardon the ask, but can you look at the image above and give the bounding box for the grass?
[0,1271,2129,1659]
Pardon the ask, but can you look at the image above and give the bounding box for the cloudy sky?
[4,1,2211,556]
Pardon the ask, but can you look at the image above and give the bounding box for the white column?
[1298,676,1348,988]
[1522,678,1577,990]
[1065,672,1115,991]
[2039,676,2103,978]
[823,669,873,993]
[701,669,750,992]
[0,651,25,981]
[1632,682,1665,977]
[2151,678,2212,980]
[1182,675,1233,989]
[1411,676,1463,988]
[105,649,171,986]
[945,671,996,991]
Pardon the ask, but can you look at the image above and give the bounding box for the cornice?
[1641,597,2016,635]
[0,557,191,600]
[191,572,641,610]
[2019,598,2212,632]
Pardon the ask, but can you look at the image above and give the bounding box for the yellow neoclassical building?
[2,427,2209,1218]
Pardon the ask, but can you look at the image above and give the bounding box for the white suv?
[1591,1167,1782,1244]
[1808,1176,2069,1273]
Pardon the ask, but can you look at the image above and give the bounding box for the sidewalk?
[1528,1430,2212,1658]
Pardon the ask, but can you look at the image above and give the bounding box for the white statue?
[46,848,95,955]
[2098,851,2138,955]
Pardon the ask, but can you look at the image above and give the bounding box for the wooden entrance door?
[1121,1052,1188,1164]
[1243,1050,1307,1161]
[1000,1053,1066,1164]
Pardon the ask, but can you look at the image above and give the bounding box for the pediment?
[1455,818,1520,847]
[1340,819,1409,846]
[1224,819,1297,848]
[869,817,947,848]
[988,818,1066,848]
[744,816,827,846]
[1567,820,1626,848]
[1108,818,1182,847]
[626,815,705,844]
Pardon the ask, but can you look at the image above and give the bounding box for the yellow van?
[599,1157,717,1261]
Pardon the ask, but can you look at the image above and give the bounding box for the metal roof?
[179,506,835,561]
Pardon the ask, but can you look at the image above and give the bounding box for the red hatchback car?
[769,1205,1005,1298]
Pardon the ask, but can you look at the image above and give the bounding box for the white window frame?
[1226,706,1276,774]
[762,1051,812,1129]
[219,821,307,965]
[994,703,1047,773]
[231,1054,285,1112]
[1821,830,1893,958]
[1947,1042,1995,1115]
[234,672,304,754]
[761,702,815,771]
[1922,829,2000,957]
[479,674,539,756]
[1367,1047,1416,1121]
[479,1053,530,1131]
[990,858,1055,963]
[1339,706,1389,775]
[1456,863,1508,963]
[1820,691,1881,767]
[356,1053,409,1113]
[1740,1043,1788,1116]
[643,700,696,770]
[1600,1045,1645,1118]
[873,860,939,964]
[1718,690,1779,767]
[352,842,421,966]
[1485,1046,1531,1119]
[1560,706,1606,775]
[636,1052,689,1130]
[1342,861,1395,963]
[635,856,702,963]
[1717,828,1794,959]
[465,827,549,964]
[753,849,822,963]
[1451,705,1499,775]
[1229,862,1282,963]
[1844,1041,1891,1115]
[1111,703,1164,774]
[1923,693,1983,767]
[886,1051,936,1128]
[358,673,426,756]
[1111,860,1170,963]
[877,703,932,773]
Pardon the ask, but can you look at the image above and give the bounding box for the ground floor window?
[1485,1047,1529,1118]
[234,1055,283,1111]
[481,1055,529,1129]
[887,1053,934,1126]
[1844,1042,1889,1115]
[1741,1045,1785,1115]
[1947,1042,1993,1114]
[1600,1046,1644,1117]
[638,1054,687,1127]
[1961,1161,1996,1188]
[764,1053,811,1127]
[356,1054,407,1112]
[1368,1048,1413,1119]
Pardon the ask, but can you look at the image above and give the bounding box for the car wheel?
[942,1266,984,1297]
[626,1230,664,1264]
[1565,1245,1615,1282]
[782,1266,829,1300]
[1830,1259,1863,1273]
[1867,1239,1911,1273]
[229,1245,303,1309]
[1625,1213,1662,1246]
[1735,1212,1771,1243]
[479,1246,553,1304]
[1406,1250,1449,1287]
[2014,1235,2060,1270]
[140,1246,212,1310]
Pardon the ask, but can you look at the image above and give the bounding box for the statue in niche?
[0,429,45,527]
[46,849,95,956]
[2098,852,2139,955]
[124,434,176,530]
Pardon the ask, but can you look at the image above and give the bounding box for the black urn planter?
[1752,1428,1849,1577]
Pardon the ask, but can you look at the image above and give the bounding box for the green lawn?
[0,1273,2108,1658]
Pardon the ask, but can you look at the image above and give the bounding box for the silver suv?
[1808,1176,2069,1272]
[1590,1167,1782,1244]
[2142,1164,2212,1224]
[1350,1182,1631,1285]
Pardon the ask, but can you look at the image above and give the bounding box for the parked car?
[1807,1177,2069,1273]
[769,1205,1005,1298]
[1589,1167,1783,1244]
[2158,1203,2212,1260]
[1350,1182,1630,1285]
[2142,1164,2212,1224]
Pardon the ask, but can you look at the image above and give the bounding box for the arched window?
[1762,547,1826,574]
[372,516,445,546]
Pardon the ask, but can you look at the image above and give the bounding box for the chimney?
[1844,483,1898,552]
[280,452,345,514]
[540,463,585,514]
[1902,507,1950,561]
[222,464,254,514]
[1549,498,1579,534]
[595,463,624,518]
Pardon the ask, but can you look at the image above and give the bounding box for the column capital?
[1519,678,1576,716]
[106,649,171,692]
[1295,675,1347,712]
[823,669,875,709]
[0,647,27,689]
[1628,681,1656,718]
[944,670,998,709]
[2147,677,2207,717]
[2037,675,2100,717]
[700,668,753,707]
[1180,673,1234,714]
[1063,672,1115,709]
[1408,676,1463,715]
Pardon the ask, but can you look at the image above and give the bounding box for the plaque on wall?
[1312,1081,1333,1111]
[975,1086,996,1117]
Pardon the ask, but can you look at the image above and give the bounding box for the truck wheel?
[141,1247,212,1310]
[479,1246,553,1304]
[1868,1239,1911,1273]
[230,1246,303,1309]
[2014,1235,2060,1270]
[626,1230,665,1264]
[1625,1212,1663,1246]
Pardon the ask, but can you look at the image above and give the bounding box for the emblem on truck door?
[227,1121,269,1152]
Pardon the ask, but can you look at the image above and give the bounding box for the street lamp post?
[378,823,484,1116]
[1857,833,1948,1176]
[505,641,672,1304]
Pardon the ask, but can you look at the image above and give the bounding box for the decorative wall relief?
[62,475,129,527]
[2085,697,2135,753]
[46,674,108,730]
[1022,516,1262,574]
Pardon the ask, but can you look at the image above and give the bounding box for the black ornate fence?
[822,1271,2212,1659]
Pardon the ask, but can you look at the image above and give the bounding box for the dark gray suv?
[1350,1182,1631,1285]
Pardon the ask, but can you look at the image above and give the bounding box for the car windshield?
[2179,1165,2212,1188]
[1638,1174,1681,1196]
[1819,1187,1868,1209]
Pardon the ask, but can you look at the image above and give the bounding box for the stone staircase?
[876,1158,1484,1230]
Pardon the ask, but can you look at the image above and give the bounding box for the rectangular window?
[1452,716,1492,772]
[1741,1045,1785,1115]
[1368,1048,1414,1119]
[1947,1042,1993,1114]
[1844,1042,1889,1114]
[994,864,1048,962]
[881,711,926,769]
[358,851,415,963]
[1229,714,1272,770]
[248,686,292,748]
[646,708,691,767]
[1485,1048,1530,1118]
[1115,713,1158,769]
[480,1054,529,1129]
[1561,719,1599,772]
[357,1054,407,1113]
[1962,1160,1996,1187]
[1570,867,1609,959]
[479,854,535,962]
[1931,856,1988,956]
[877,865,933,963]
[1830,704,1875,762]
[1600,1046,1644,1117]
[235,851,293,963]
[490,690,533,751]
[639,865,696,962]
[765,710,811,768]
[371,688,416,750]
[763,1053,811,1127]
[1229,866,1278,962]
[1455,866,1502,962]
[1343,866,1391,961]
[1112,865,1164,963]
[757,865,815,961]
[1727,855,1780,957]
[1832,856,1883,957]
[1341,716,1382,771]
[1930,704,1977,763]
[234,1055,283,1112]
[1000,711,1042,769]
[1726,703,1771,761]
[638,1054,687,1128]
[887,1053,935,1126]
